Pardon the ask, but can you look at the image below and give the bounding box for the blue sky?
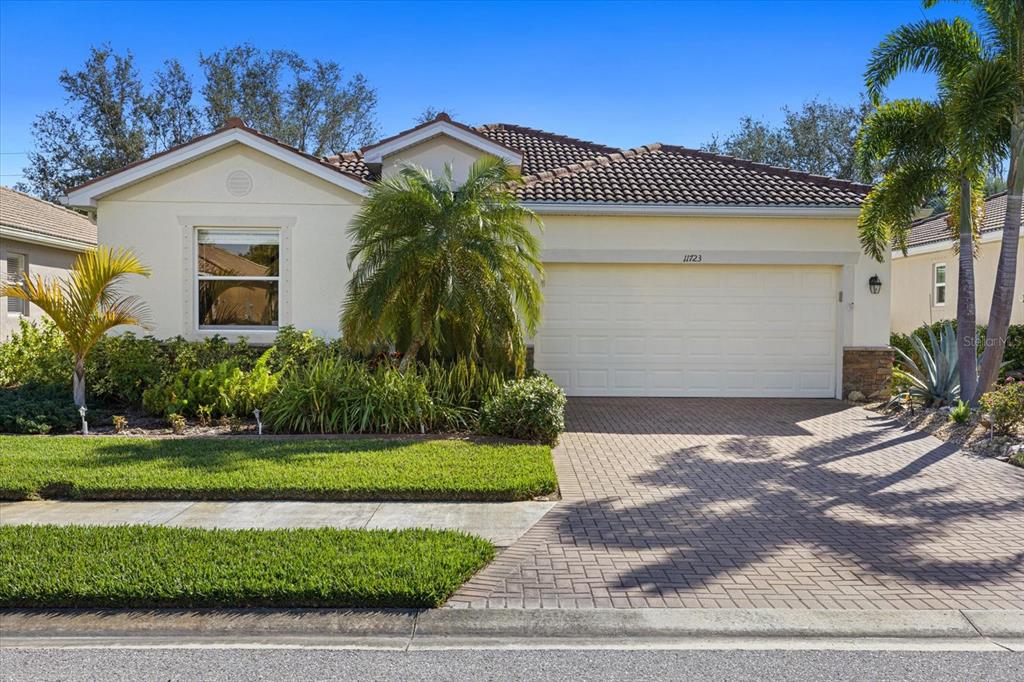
[0,0,980,186]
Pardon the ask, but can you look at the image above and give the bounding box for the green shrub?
[266,325,340,373]
[142,351,278,419]
[979,377,1024,435]
[264,357,428,434]
[0,383,79,434]
[87,333,169,405]
[162,334,262,373]
[167,413,187,434]
[479,374,567,444]
[948,399,971,425]
[264,358,510,435]
[0,319,70,388]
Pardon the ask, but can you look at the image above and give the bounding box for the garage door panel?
[534,264,838,398]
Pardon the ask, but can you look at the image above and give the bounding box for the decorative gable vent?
[226,170,253,197]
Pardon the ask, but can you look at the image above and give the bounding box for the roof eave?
[524,201,862,218]
[64,126,369,208]
[0,224,95,252]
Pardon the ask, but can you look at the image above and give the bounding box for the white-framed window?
[5,252,28,316]
[195,228,280,330]
[933,263,947,306]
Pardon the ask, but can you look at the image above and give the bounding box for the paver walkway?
[449,398,1024,610]
[0,500,556,547]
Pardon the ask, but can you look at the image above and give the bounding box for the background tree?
[146,59,203,149]
[859,15,1011,401]
[414,106,457,124]
[20,44,380,201]
[199,44,378,156]
[342,158,543,374]
[1,247,150,408]
[19,45,150,202]
[704,97,874,181]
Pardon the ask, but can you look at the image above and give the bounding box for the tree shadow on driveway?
[551,426,1024,599]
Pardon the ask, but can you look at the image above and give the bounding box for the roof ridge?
[477,122,619,154]
[518,143,661,187]
[660,145,872,194]
[0,185,94,224]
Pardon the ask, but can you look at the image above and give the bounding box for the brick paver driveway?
[450,398,1024,610]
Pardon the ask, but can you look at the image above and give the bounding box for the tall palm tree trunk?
[72,354,87,409]
[956,175,978,403]
[399,338,423,372]
[975,115,1024,401]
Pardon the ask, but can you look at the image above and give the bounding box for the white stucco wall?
[0,237,80,340]
[382,136,502,185]
[96,143,362,341]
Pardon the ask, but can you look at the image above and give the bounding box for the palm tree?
[2,247,150,408]
[953,0,1024,400]
[342,157,543,373]
[859,13,1013,401]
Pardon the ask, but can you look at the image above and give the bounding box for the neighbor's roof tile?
[0,185,97,246]
[907,193,1017,248]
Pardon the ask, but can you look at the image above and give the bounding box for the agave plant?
[891,322,960,407]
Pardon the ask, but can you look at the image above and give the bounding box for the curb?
[3,608,1022,648]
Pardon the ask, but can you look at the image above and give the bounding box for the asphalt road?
[2,648,1022,681]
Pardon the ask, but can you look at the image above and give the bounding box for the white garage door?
[534,264,838,397]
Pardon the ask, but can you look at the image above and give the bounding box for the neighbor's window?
[196,228,279,328]
[933,263,946,306]
[5,252,28,316]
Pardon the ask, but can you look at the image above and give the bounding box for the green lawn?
[0,436,556,501]
[0,524,494,608]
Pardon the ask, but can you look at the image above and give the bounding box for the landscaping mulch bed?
[866,401,1023,467]
[0,524,494,609]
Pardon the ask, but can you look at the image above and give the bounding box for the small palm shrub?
[0,383,79,434]
[979,378,1024,435]
[891,322,960,407]
[479,375,567,444]
[948,400,971,425]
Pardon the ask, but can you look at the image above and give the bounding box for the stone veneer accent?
[842,346,894,399]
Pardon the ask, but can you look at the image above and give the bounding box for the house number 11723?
[682,254,703,263]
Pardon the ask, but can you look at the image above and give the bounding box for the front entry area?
[533,263,839,397]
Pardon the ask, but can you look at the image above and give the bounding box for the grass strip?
[0,436,556,502]
[0,524,495,609]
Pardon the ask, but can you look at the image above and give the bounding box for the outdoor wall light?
[868,275,882,295]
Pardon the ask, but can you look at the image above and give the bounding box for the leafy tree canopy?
[703,97,875,182]
[19,44,378,202]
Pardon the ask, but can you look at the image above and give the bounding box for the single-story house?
[1,186,97,340]
[891,192,1023,334]
[63,114,891,399]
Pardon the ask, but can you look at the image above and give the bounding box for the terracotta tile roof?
[516,144,870,206]
[0,186,96,246]
[474,123,620,176]
[907,193,1017,248]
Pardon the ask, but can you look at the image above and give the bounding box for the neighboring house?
[64,115,891,399]
[0,186,97,340]
[891,192,1023,334]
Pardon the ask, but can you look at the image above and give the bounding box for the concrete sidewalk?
[0,500,557,547]
[2,608,1022,651]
